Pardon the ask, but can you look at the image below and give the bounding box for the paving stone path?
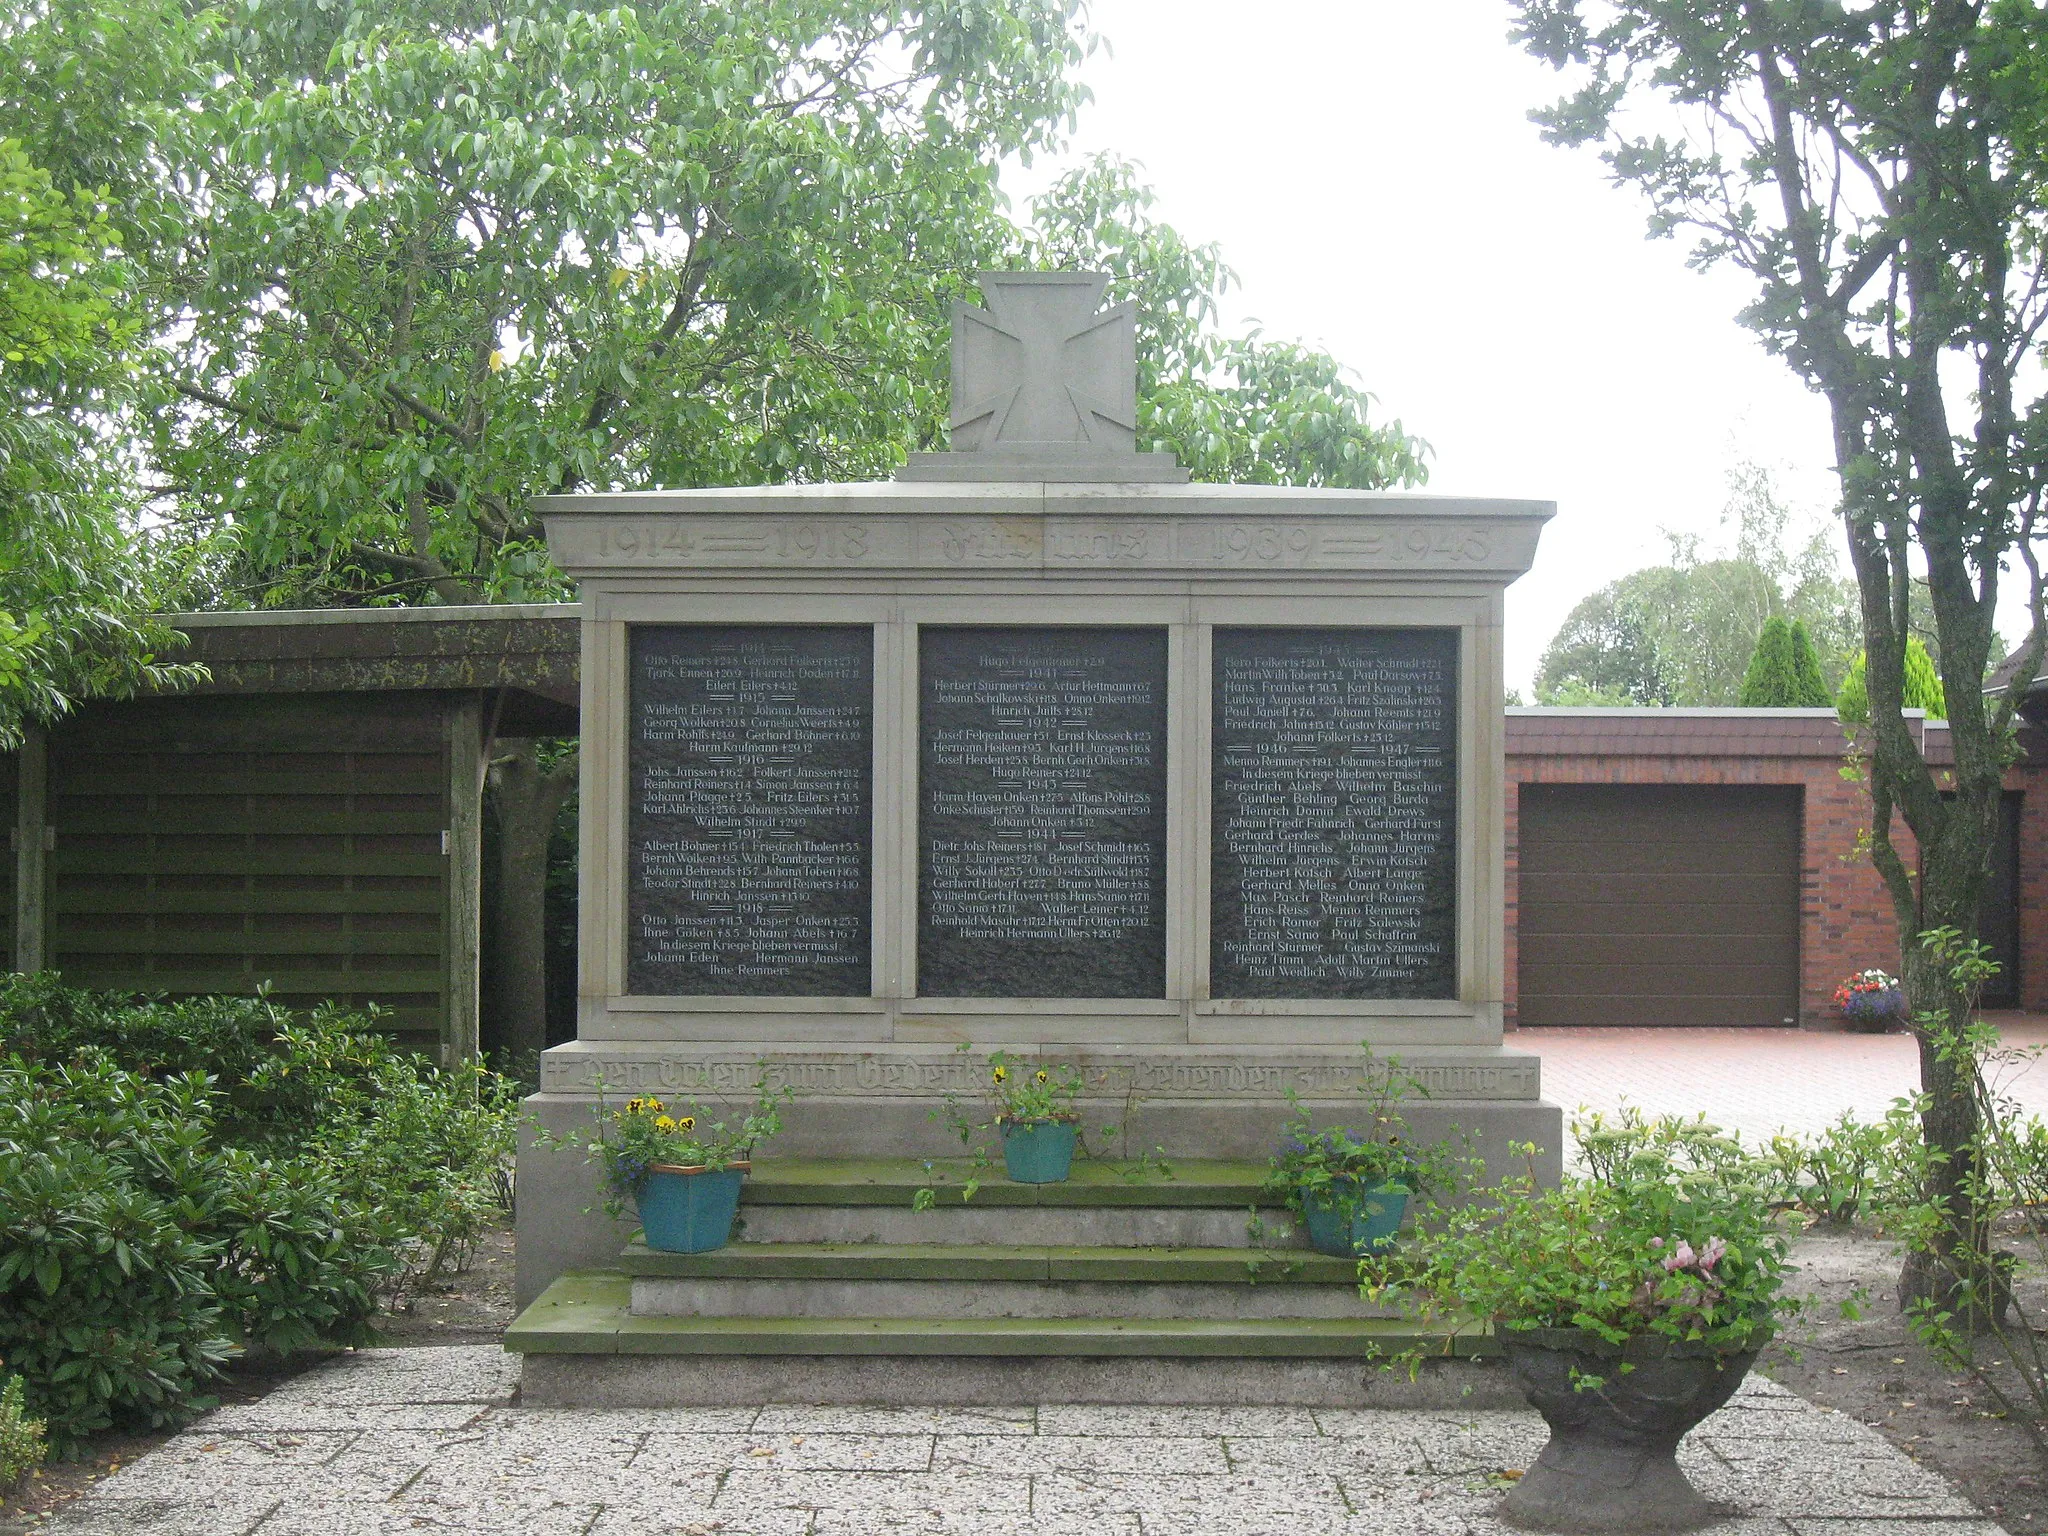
[1530,1018,2048,1148]
[32,1346,2004,1535]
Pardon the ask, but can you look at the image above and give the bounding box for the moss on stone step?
[619,1240,1360,1285]
[741,1158,1274,1209]
[505,1271,1495,1359]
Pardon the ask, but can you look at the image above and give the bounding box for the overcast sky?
[1002,0,1844,692]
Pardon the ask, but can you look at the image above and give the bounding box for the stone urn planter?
[1497,1326,1763,1532]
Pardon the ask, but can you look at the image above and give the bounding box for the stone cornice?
[539,482,1554,581]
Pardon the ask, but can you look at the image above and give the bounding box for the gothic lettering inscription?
[628,625,872,996]
[1043,522,1156,563]
[1211,628,1458,999]
[927,520,1041,565]
[918,627,1168,997]
[538,1052,1538,1099]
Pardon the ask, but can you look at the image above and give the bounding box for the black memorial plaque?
[1211,628,1458,999]
[628,625,872,996]
[918,627,1168,998]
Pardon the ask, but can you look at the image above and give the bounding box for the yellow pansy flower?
[654,1115,677,1132]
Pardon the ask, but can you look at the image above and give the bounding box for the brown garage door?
[1517,784,1801,1027]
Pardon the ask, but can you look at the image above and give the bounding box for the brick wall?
[1504,709,2048,1026]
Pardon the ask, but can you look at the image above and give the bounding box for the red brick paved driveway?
[1521,1014,2048,1147]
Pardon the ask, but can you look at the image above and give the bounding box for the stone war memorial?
[510,272,1561,1404]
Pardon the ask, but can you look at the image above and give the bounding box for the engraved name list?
[628,625,873,996]
[1211,628,1458,999]
[918,627,1168,997]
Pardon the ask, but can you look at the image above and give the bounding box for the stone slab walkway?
[31,1346,2005,1535]
[1528,1016,2048,1148]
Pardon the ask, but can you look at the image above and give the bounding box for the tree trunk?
[1896,945,1978,1308]
[1893,832,2006,1329]
[485,740,578,1072]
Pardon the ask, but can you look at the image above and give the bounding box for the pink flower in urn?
[1659,1235,1726,1275]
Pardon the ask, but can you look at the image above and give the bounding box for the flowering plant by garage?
[1833,969,1905,1030]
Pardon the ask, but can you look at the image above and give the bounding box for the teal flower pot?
[636,1163,747,1253]
[1001,1119,1079,1183]
[1301,1179,1409,1256]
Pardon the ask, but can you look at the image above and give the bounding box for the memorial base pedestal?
[507,1153,1529,1409]
[515,1039,1561,1307]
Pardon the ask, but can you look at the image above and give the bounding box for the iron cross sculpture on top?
[896,271,1189,483]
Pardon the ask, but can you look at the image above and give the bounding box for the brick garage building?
[1505,708,2048,1028]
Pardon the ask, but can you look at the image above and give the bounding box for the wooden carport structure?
[4,604,578,1061]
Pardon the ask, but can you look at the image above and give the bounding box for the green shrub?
[0,1130,232,1452]
[1766,1110,1905,1227]
[0,978,523,1449]
[1993,1114,2048,1214]
[203,1150,391,1353]
[299,1046,519,1290]
[1738,615,1800,706]
[1836,637,1946,724]
[1788,620,1833,707]
[1887,928,2048,1457]
[0,972,279,1089]
[0,1373,47,1494]
[0,1057,392,1444]
[0,978,518,1288]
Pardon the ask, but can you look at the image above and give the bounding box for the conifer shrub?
[1787,620,1834,706]
[1738,615,1800,705]
[1835,637,1946,723]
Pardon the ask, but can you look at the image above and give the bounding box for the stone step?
[621,1240,1355,1283]
[742,1157,1275,1208]
[510,1271,1489,1359]
[735,1202,1299,1247]
[730,1156,1301,1247]
[623,1241,1373,1321]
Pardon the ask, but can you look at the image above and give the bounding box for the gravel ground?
[1761,1221,2048,1536]
[0,1339,2015,1536]
[0,1223,516,1533]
